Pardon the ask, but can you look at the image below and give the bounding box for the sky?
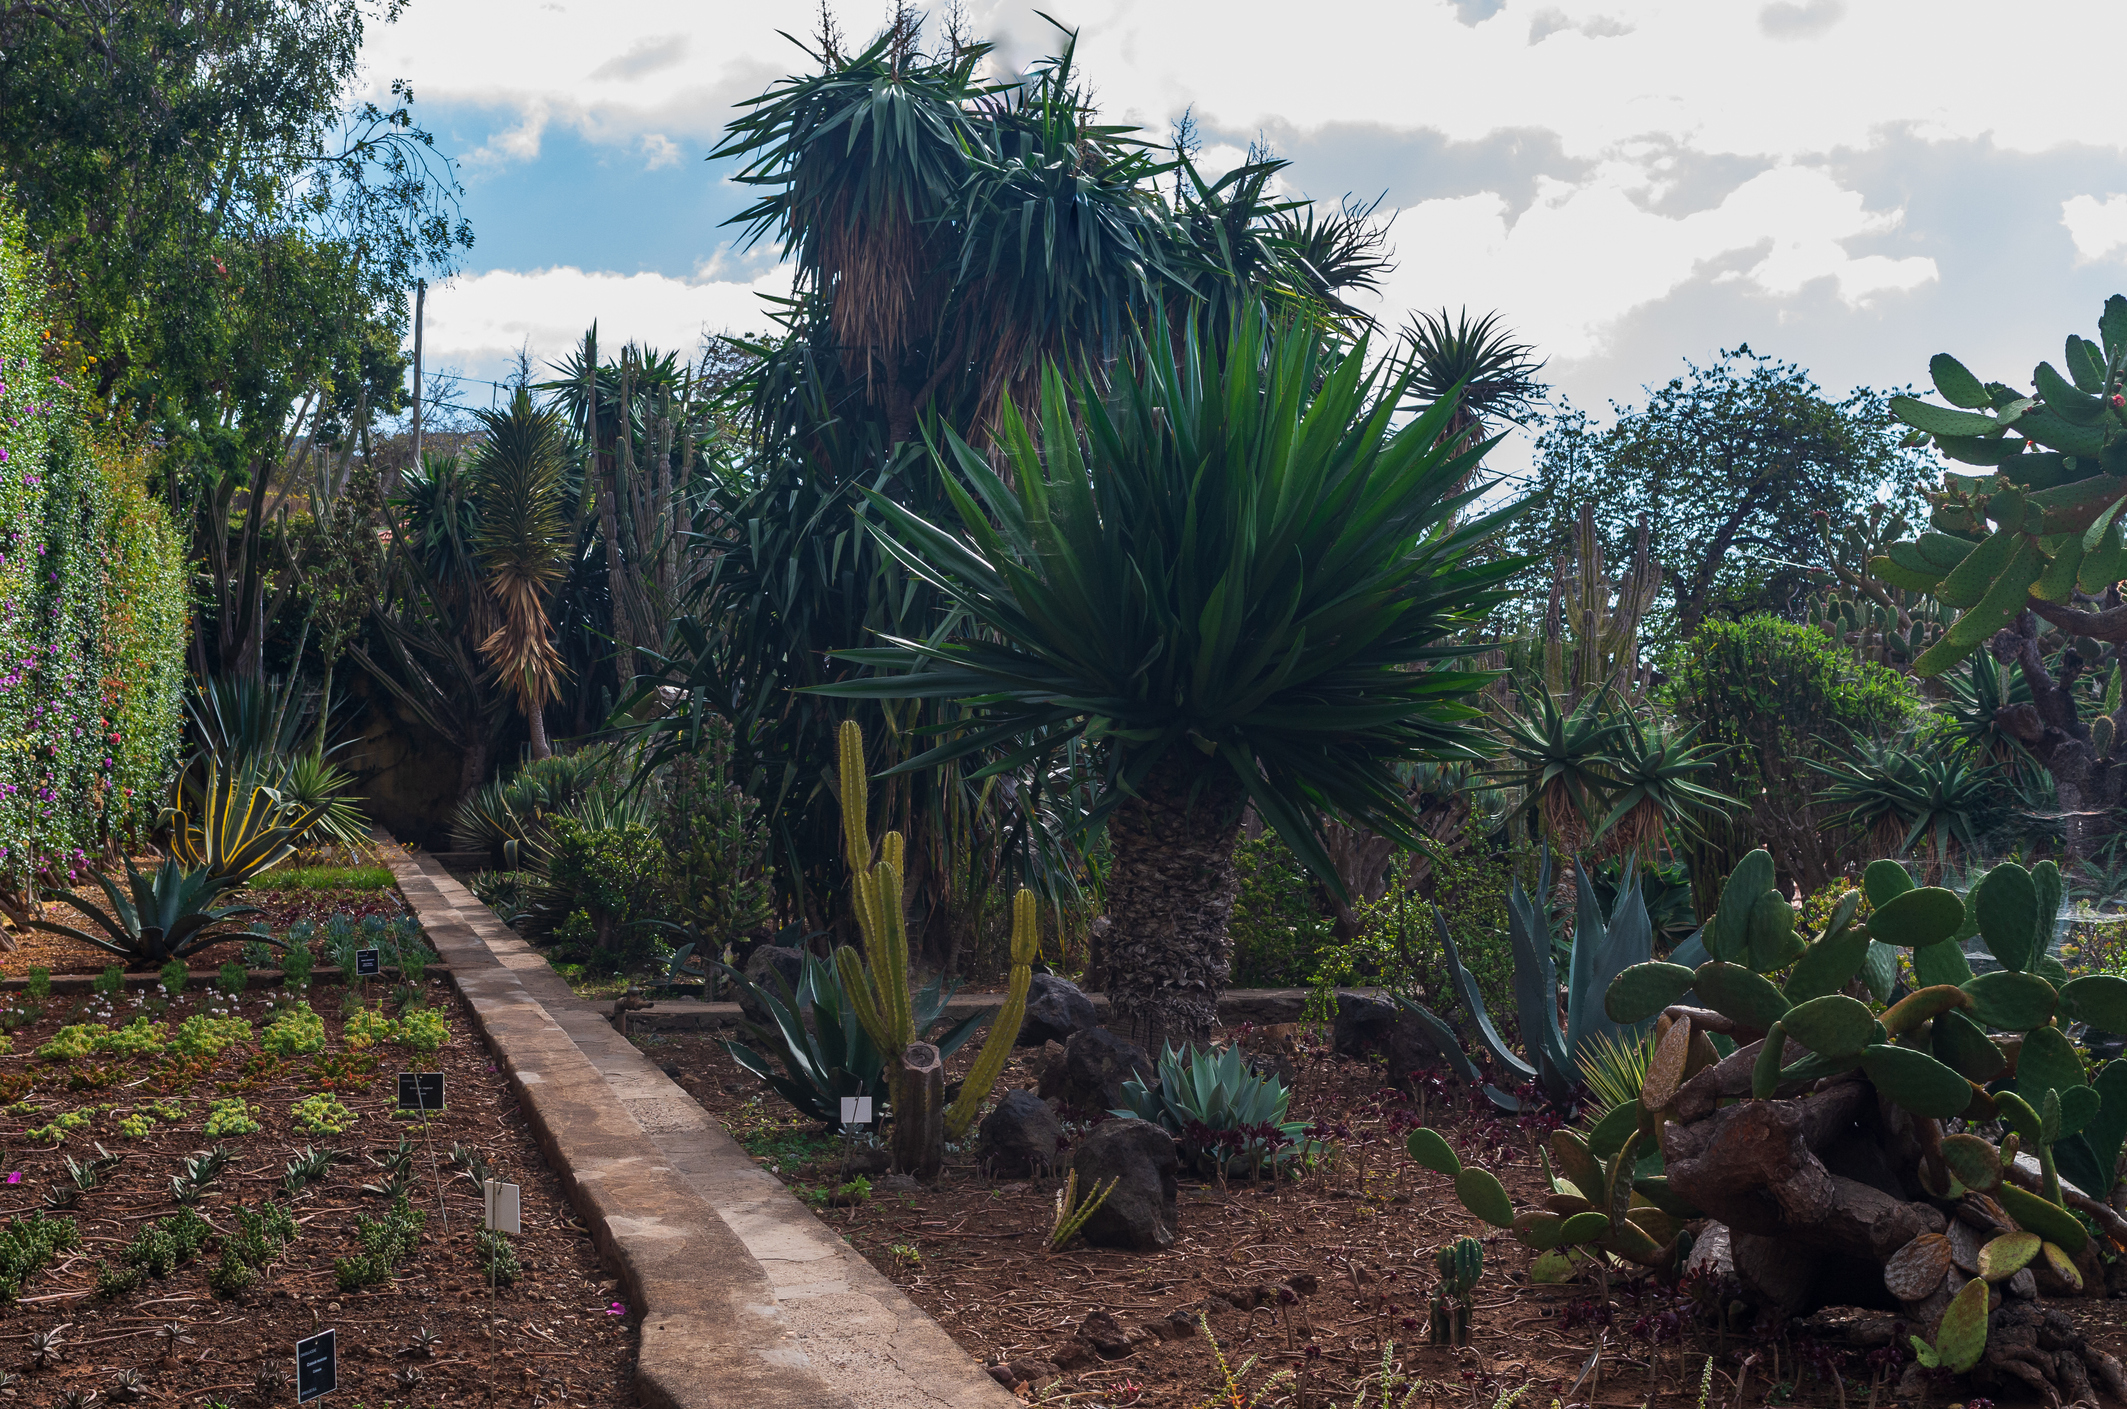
[362,0,2127,473]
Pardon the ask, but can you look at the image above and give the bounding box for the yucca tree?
[1812,737,1998,881]
[470,388,576,758]
[626,15,1397,951]
[1596,715,1736,859]
[1403,307,1547,457]
[1490,689,1628,856]
[819,311,1527,1050]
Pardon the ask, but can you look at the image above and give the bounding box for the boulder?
[1040,1027,1152,1116]
[1019,973,1099,1046]
[1330,993,1440,1086]
[978,1089,1063,1177]
[1072,1118,1179,1252]
[737,946,805,1025]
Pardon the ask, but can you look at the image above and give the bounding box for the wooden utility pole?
[406,278,426,494]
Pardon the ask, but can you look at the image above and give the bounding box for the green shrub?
[96,1017,167,1059]
[158,959,187,996]
[36,1024,100,1061]
[280,942,314,990]
[0,1212,80,1302]
[23,968,49,1001]
[1227,831,1332,987]
[0,207,187,895]
[333,1195,425,1290]
[1309,848,1520,1026]
[654,720,772,942]
[475,1227,519,1286]
[539,815,667,967]
[395,1007,448,1056]
[92,966,123,997]
[1666,614,1917,900]
[217,960,247,995]
[170,1014,251,1058]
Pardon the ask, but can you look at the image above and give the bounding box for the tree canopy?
[1509,347,1931,649]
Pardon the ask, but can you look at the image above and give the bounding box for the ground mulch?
[0,876,409,978]
[650,1022,2127,1408]
[0,979,638,1406]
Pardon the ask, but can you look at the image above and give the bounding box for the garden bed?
[0,862,410,978]
[0,976,638,1405]
[651,1024,2127,1408]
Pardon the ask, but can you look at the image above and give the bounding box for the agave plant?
[166,756,326,883]
[186,676,369,854]
[30,857,270,966]
[716,950,983,1130]
[1489,690,1627,855]
[1595,715,1735,859]
[1113,1042,1308,1177]
[1395,851,1653,1110]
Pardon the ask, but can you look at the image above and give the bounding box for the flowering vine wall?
[0,206,187,894]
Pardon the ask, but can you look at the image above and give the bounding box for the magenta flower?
[5,1171,20,1185]
[606,1301,625,1316]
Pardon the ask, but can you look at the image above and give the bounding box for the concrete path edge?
[379,838,1017,1409]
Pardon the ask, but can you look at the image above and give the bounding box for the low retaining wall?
[630,986,1324,1034]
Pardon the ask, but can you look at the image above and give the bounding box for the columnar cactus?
[1427,1236,1484,1347]
[942,886,1036,1140]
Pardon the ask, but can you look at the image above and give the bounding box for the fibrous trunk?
[1099,752,1248,1054]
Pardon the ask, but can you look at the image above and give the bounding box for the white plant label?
[483,1178,522,1235]
[839,1096,873,1127]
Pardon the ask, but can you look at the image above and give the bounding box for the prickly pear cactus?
[1594,848,2127,1402]
[1871,299,2127,678]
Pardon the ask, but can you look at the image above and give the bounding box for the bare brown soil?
[0,876,408,978]
[0,980,637,1406]
[652,1023,2127,1409]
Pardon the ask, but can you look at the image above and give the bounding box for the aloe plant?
[1394,850,1653,1111]
[1113,1042,1308,1177]
[716,950,981,1130]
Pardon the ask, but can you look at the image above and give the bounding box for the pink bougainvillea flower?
[5,1171,20,1185]
[606,1301,625,1316]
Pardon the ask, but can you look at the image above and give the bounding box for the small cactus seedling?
[1427,1237,1484,1346]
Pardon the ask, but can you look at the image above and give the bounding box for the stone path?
[381,840,1015,1409]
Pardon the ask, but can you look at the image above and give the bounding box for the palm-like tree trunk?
[1100,753,1249,1053]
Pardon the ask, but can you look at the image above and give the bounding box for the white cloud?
[640,133,683,170]
[2063,194,2127,263]
[422,264,791,377]
[1368,162,1934,361]
[463,103,549,170]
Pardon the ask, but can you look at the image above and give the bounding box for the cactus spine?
[944,886,1036,1139]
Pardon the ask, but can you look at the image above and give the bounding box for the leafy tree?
[0,0,472,679]
[1511,348,1930,648]
[820,312,1524,1050]
[1664,615,1916,903]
